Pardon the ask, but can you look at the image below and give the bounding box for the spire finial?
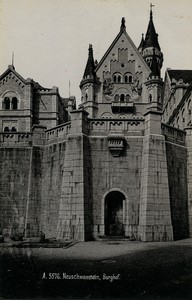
[88,44,93,55]
[12,51,14,67]
[120,17,126,31]
[150,3,154,19]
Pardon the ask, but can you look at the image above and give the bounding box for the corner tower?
[139,4,163,76]
[80,44,99,118]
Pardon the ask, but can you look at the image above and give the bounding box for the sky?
[0,0,192,104]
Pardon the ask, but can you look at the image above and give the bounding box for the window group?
[3,97,18,110]
[113,72,133,84]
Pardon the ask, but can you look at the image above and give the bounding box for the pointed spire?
[149,48,160,77]
[83,44,96,79]
[138,34,145,52]
[12,51,14,67]
[143,4,160,50]
[150,3,154,19]
[120,17,126,31]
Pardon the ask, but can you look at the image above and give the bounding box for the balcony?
[108,136,125,157]
[111,101,134,113]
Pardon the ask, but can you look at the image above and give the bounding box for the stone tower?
[80,44,98,118]
[139,5,163,76]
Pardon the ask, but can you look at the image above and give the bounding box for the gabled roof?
[95,18,150,73]
[0,65,26,84]
[167,69,192,84]
[0,65,52,91]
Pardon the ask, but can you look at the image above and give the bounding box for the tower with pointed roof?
[80,44,98,117]
[139,4,163,76]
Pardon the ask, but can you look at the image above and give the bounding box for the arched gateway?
[104,191,125,236]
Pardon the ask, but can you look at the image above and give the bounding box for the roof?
[95,18,150,73]
[138,34,145,50]
[143,11,160,50]
[0,65,26,84]
[167,70,192,84]
[83,44,96,79]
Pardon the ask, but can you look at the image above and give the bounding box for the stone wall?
[165,141,189,240]
[40,142,66,239]
[89,136,143,239]
[0,147,31,236]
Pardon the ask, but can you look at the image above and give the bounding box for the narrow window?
[12,97,18,110]
[129,75,133,83]
[124,75,128,83]
[120,94,125,102]
[149,94,152,102]
[114,94,119,102]
[4,97,10,110]
[11,127,17,132]
[113,75,117,83]
[4,127,10,132]
[126,94,130,102]
[118,75,122,83]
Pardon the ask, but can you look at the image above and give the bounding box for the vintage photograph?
[0,0,192,299]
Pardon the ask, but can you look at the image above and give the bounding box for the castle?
[0,7,192,242]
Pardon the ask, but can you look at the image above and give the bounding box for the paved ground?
[1,239,192,299]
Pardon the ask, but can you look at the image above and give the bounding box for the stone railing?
[89,118,145,136]
[45,122,71,143]
[0,132,33,146]
[161,123,186,146]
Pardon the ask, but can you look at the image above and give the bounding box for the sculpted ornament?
[131,76,142,96]
[103,78,114,95]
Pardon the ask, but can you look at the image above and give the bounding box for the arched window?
[11,127,17,132]
[4,97,10,110]
[118,75,122,83]
[124,73,133,83]
[114,94,119,102]
[113,73,122,83]
[126,94,130,102]
[85,93,88,101]
[129,75,133,83]
[12,97,18,110]
[120,94,125,102]
[4,127,10,132]
[113,75,117,83]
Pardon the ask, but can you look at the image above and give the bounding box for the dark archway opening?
[105,191,125,236]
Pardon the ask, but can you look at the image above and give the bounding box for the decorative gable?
[0,66,26,89]
[95,26,150,105]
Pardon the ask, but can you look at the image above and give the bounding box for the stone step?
[96,235,135,242]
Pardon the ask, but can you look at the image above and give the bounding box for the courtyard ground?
[0,238,192,299]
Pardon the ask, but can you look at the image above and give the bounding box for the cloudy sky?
[0,0,192,104]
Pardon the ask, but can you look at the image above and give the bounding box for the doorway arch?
[104,191,125,236]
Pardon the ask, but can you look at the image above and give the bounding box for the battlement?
[89,117,145,136]
[161,123,186,146]
[0,132,33,147]
[45,122,71,144]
